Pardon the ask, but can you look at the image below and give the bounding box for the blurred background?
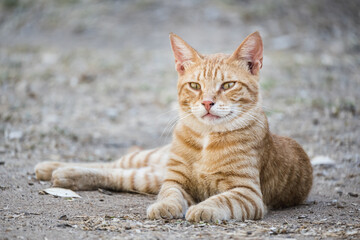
[0,0,359,164]
[1,1,360,238]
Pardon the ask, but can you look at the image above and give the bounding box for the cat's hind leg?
[112,145,170,169]
[34,145,170,181]
[51,166,163,194]
[35,161,116,181]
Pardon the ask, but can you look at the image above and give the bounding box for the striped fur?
[35,32,313,223]
[35,145,170,194]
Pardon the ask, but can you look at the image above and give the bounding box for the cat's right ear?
[169,33,202,75]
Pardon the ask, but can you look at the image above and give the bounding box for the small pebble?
[336,202,346,208]
[311,156,336,167]
[269,227,278,235]
[348,192,358,197]
[335,187,343,196]
[98,188,113,196]
[59,215,68,220]
[8,131,23,140]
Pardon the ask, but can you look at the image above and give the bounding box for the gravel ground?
[1,0,360,239]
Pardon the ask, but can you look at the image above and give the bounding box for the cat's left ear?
[229,31,263,75]
[169,33,202,75]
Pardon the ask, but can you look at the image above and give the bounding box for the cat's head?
[170,32,264,132]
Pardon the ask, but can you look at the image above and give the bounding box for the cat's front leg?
[147,183,194,219]
[186,185,265,222]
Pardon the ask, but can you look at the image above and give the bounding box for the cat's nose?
[202,101,215,112]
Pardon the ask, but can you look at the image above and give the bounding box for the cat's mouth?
[202,113,220,120]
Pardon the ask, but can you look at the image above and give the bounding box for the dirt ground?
[1,0,360,239]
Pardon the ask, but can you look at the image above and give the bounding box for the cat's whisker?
[230,108,266,129]
[155,108,179,120]
[160,112,193,142]
[160,114,182,141]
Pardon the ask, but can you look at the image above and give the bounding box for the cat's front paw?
[35,161,65,181]
[147,200,184,220]
[185,204,228,223]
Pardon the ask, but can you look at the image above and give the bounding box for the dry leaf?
[42,187,81,198]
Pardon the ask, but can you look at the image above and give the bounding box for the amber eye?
[189,82,201,90]
[221,82,235,90]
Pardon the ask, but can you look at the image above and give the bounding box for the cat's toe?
[147,201,184,220]
[35,161,64,181]
[186,205,226,223]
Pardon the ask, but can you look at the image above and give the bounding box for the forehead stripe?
[196,71,201,82]
[213,66,219,80]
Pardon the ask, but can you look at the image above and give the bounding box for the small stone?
[312,118,319,125]
[59,215,68,220]
[298,215,307,219]
[98,188,113,196]
[269,227,278,235]
[56,223,73,228]
[105,108,118,120]
[41,52,58,65]
[124,224,132,230]
[8,131,23,140]
[336,202,346,208]
[335,187,343,196]
[331,199,338,206]
[348,192,358,197]
[312,156,336,167]
[79,73,96,83]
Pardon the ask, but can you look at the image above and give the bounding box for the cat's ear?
[229,31,263,75]
[169,33,202,75]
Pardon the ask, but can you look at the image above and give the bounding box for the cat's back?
[260,133,313,208]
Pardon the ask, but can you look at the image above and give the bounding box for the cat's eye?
[189,82,201,90]
[221,82,235,90]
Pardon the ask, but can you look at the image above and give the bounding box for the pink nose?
[202,100,215,112]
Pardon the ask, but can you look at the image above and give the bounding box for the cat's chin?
[199,113,226,125]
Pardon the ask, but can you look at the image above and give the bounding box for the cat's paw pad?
[52,167,98,190]
[185,204,227,222]
[147,201,184,220]
[35,161,64,181]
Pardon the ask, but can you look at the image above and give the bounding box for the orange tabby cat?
[35,32,313,222]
